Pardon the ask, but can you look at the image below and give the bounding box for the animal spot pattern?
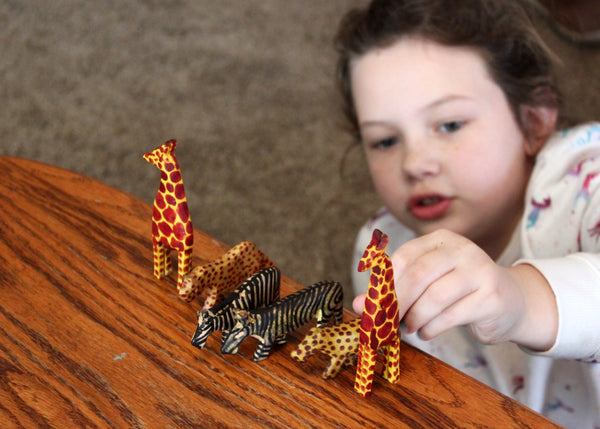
[180,241,275,309]
[354,228,400,397]
[291,318,360,378]
[144,139,194,290]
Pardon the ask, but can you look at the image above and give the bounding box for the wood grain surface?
[0,156,560,428]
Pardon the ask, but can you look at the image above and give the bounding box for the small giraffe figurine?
[354,228,400,397]
[143,139,194,290]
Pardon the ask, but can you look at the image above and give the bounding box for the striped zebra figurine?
[221,281,344,362]
[191,267,281,350]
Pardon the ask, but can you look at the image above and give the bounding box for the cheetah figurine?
[291,318,360,379]
[180,241,275,308]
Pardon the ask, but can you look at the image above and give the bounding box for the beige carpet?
[2,1,599,307]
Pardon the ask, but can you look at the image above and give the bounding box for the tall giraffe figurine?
[143,139,194,291]
[354,228,400,397]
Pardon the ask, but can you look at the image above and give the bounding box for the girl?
[335,0,600,427]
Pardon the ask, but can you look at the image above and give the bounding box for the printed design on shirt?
[587,123,600,140]
[545,398,575,414]
[463,351,487,369]
[579,354,600,364]
[512,375,525,394]
[569,158,591,196]
[569,159,586,177]
[575,171,600,205]
[566,123,600,148]
[589,221,600,243]
[569,158,600,243]
[526,197,551,229]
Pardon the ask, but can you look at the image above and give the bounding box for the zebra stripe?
[221,280,343,361]
[191,266,281,349]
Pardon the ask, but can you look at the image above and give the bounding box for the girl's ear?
[519,103,558,157]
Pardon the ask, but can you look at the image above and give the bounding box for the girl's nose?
[401,144,441,181]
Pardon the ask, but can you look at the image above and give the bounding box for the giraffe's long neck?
[368,254,386,287]
[158,159,185,200]
[364,254,396,319]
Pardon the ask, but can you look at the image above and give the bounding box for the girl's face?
[351,38,533,258]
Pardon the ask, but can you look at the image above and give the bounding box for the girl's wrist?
[506,264,558,351]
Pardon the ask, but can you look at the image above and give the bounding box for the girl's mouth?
[407,195,452,220]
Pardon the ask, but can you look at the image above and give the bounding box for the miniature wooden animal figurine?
[191,266,281,350]
[180,241,275,308]
[354,228,400,397]
[291,318,360,379]
[221,281,344,361]
[143,139,194,290]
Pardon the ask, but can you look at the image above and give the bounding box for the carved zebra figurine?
[191,266,281,350]
[221,281,344,362]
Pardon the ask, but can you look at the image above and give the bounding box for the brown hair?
[334,0,563,142]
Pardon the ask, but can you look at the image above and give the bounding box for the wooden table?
[0,156,560,428]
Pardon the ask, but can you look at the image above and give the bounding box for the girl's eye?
[439,121,464,133]
[372,137,398,149]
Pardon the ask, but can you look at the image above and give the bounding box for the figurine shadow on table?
[221,280,344,362]
[180,241,275,309]
[291,318,360,379]
[144,139,194,291]
[191,266,281,350]
[354,228,401,397]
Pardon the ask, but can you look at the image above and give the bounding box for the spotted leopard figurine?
[291,318,360,378]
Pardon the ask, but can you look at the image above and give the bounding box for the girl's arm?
[517,123,600,361]
[517,254,600,361]
[352,230,559,351]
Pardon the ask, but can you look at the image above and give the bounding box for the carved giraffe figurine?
[143,139,194,290]
[354,228,400,397]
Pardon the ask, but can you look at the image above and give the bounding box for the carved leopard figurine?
[291,318,360,378]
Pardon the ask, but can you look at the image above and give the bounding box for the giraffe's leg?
[382,335,401,384]
[153,240,171,279]
[152,240,161,279]
[354,343,377,397]
[156,240,173,278]
[176,247,193,290]
[164,250,173,277]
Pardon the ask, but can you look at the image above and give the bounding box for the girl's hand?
[352,229,558,351]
